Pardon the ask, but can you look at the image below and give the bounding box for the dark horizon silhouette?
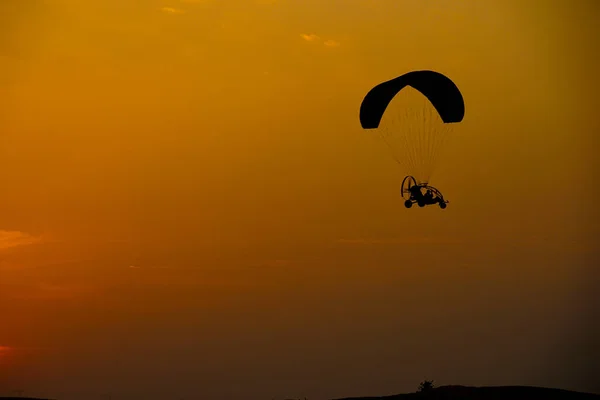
[3,384,600,400]
[335,385,600,400]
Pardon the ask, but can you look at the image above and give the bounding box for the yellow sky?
[1,1,598,399]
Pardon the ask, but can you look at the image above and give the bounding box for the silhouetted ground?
[0,398,53,400]
[334,386,600,400]
[1,386,598,400]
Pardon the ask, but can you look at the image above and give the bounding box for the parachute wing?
[359,70,465,129]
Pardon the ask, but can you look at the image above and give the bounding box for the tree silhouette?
[418,380,435,393]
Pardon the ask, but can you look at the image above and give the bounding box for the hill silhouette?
[1,386,598,400]
[0,398,53,400]
[334,385,600,400]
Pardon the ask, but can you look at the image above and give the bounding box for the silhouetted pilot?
[409,185,422,200]
[424,189,434,203]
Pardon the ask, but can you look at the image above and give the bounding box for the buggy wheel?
[439,202,447,209]
[404,200,413,208]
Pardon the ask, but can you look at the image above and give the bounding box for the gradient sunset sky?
[1,0,598,399]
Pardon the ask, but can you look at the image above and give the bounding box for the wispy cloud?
[301,33,320,42]
[301,34,341,48]
[0,230,43,251]
[127,264,170,270]
[161,6,186,14]
[251,259,292,268]
[336,237,464,245]
[0,346,12,365]
[3,281,98,301]
[0,346,52,364]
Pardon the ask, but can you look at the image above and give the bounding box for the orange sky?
[1,1,598,399]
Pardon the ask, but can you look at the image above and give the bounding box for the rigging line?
[378,129,404,167]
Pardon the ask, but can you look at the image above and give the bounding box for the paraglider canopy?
[357,70,466,184]
[359,70,465,129]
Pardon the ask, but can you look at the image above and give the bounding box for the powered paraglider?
[359,70,465,209]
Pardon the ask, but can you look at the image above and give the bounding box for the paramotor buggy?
[401,175,448,209]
